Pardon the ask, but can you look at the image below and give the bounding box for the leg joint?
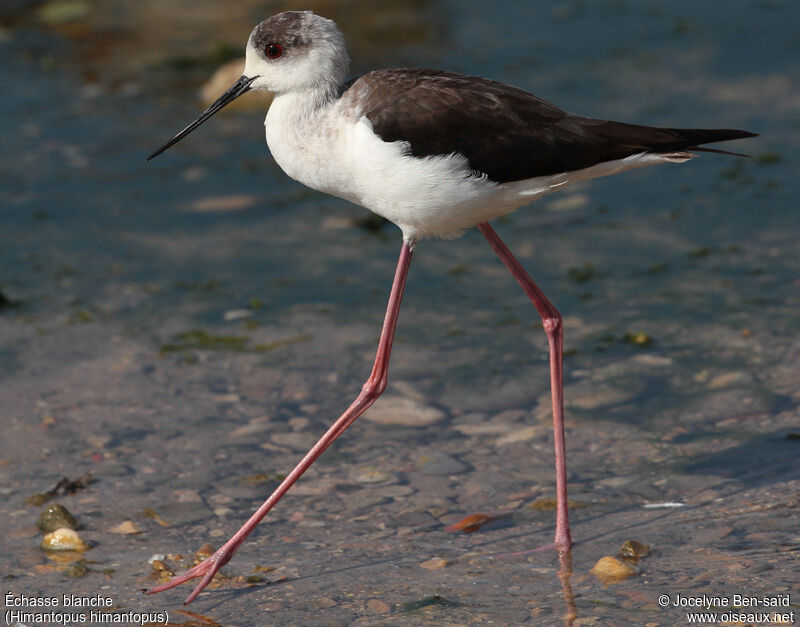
[542,314,563,335]
[361,376,387,399]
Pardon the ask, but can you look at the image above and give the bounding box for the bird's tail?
[594,121,757,159]
[662,128,758,157]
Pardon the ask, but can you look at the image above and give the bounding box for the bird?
[146,10,755,604]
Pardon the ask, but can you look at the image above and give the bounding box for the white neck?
[264,86,344,193]
[266,85,337,141]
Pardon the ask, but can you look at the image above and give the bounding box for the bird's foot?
[145,541,238,605]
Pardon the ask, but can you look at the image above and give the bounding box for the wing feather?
[340,69,755,183]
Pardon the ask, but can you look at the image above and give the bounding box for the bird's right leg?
[146,240,415,604]
[477,222,572,550]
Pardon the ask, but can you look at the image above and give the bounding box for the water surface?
[1,1,797,624]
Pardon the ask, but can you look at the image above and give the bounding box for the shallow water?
[1,0,798,625]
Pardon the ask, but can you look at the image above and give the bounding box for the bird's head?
[245,11,349,95]
[147,11,349,161]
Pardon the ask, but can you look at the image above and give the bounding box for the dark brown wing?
[343,69,756,183]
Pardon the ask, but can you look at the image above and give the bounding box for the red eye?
[265,43,283,59]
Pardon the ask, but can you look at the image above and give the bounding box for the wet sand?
[1,1,798,624]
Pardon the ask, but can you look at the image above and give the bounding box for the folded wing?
[345,69,756,184]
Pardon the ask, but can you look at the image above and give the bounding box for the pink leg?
[147,241,414,604]
[477,222,572,550]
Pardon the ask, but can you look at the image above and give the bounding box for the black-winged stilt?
[147,10,755,604]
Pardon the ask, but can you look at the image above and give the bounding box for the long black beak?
[147,75,257,161]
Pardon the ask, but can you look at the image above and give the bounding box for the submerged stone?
[367,599,391,614]
[591,556,637,583]
[364,396,446,426]
[41,528,88,552]
[420,557,450,569]
[109,520,142,535]
[619,539,651,559]
[37,504,79,532]
[445,513,491,533]
[351,468,398,485]
[416,451,468,475]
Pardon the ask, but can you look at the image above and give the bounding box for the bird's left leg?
[477,222,572,550]
[146,240,414,604]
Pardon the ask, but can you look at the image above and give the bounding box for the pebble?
[445,513,491,533]
[619,540,651,559]
[590,556,637,583]
[706,387,774,419]
[694,369,710,383]
[37,504,79,532]
[65,561,89,578]
[446,378,541,413]
[288,416,310,431]
[367,599,391,614]
[148,502,213,526]
[346,491,392,510]
[454,423,512,436]
[416,451,468,475]
[596,476,635,488]
[86,434,112,448]
[149,559,174,583]
[565,381,635,410]
[495,425,546,446]
[181,166,206,182]
[37,0,89,25]
[708,371,754,389]
[209,493,235,505]
[630,354,673,368]
[375,485,414,498]
[211,393,240,404]
[320,216,353,231]
[420,557,450,569]
[194,543,215,561]
[364,396,446,426]
[622,331,653,346]
[230,417,273,438]
[351,468,398,485]
[41,528,89,552]
[395,510,438,528]
[109,520,142,535]
[271,431,318,451]
[188,194,259,213]
[223,309,252,321]
[298,518,326,528]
